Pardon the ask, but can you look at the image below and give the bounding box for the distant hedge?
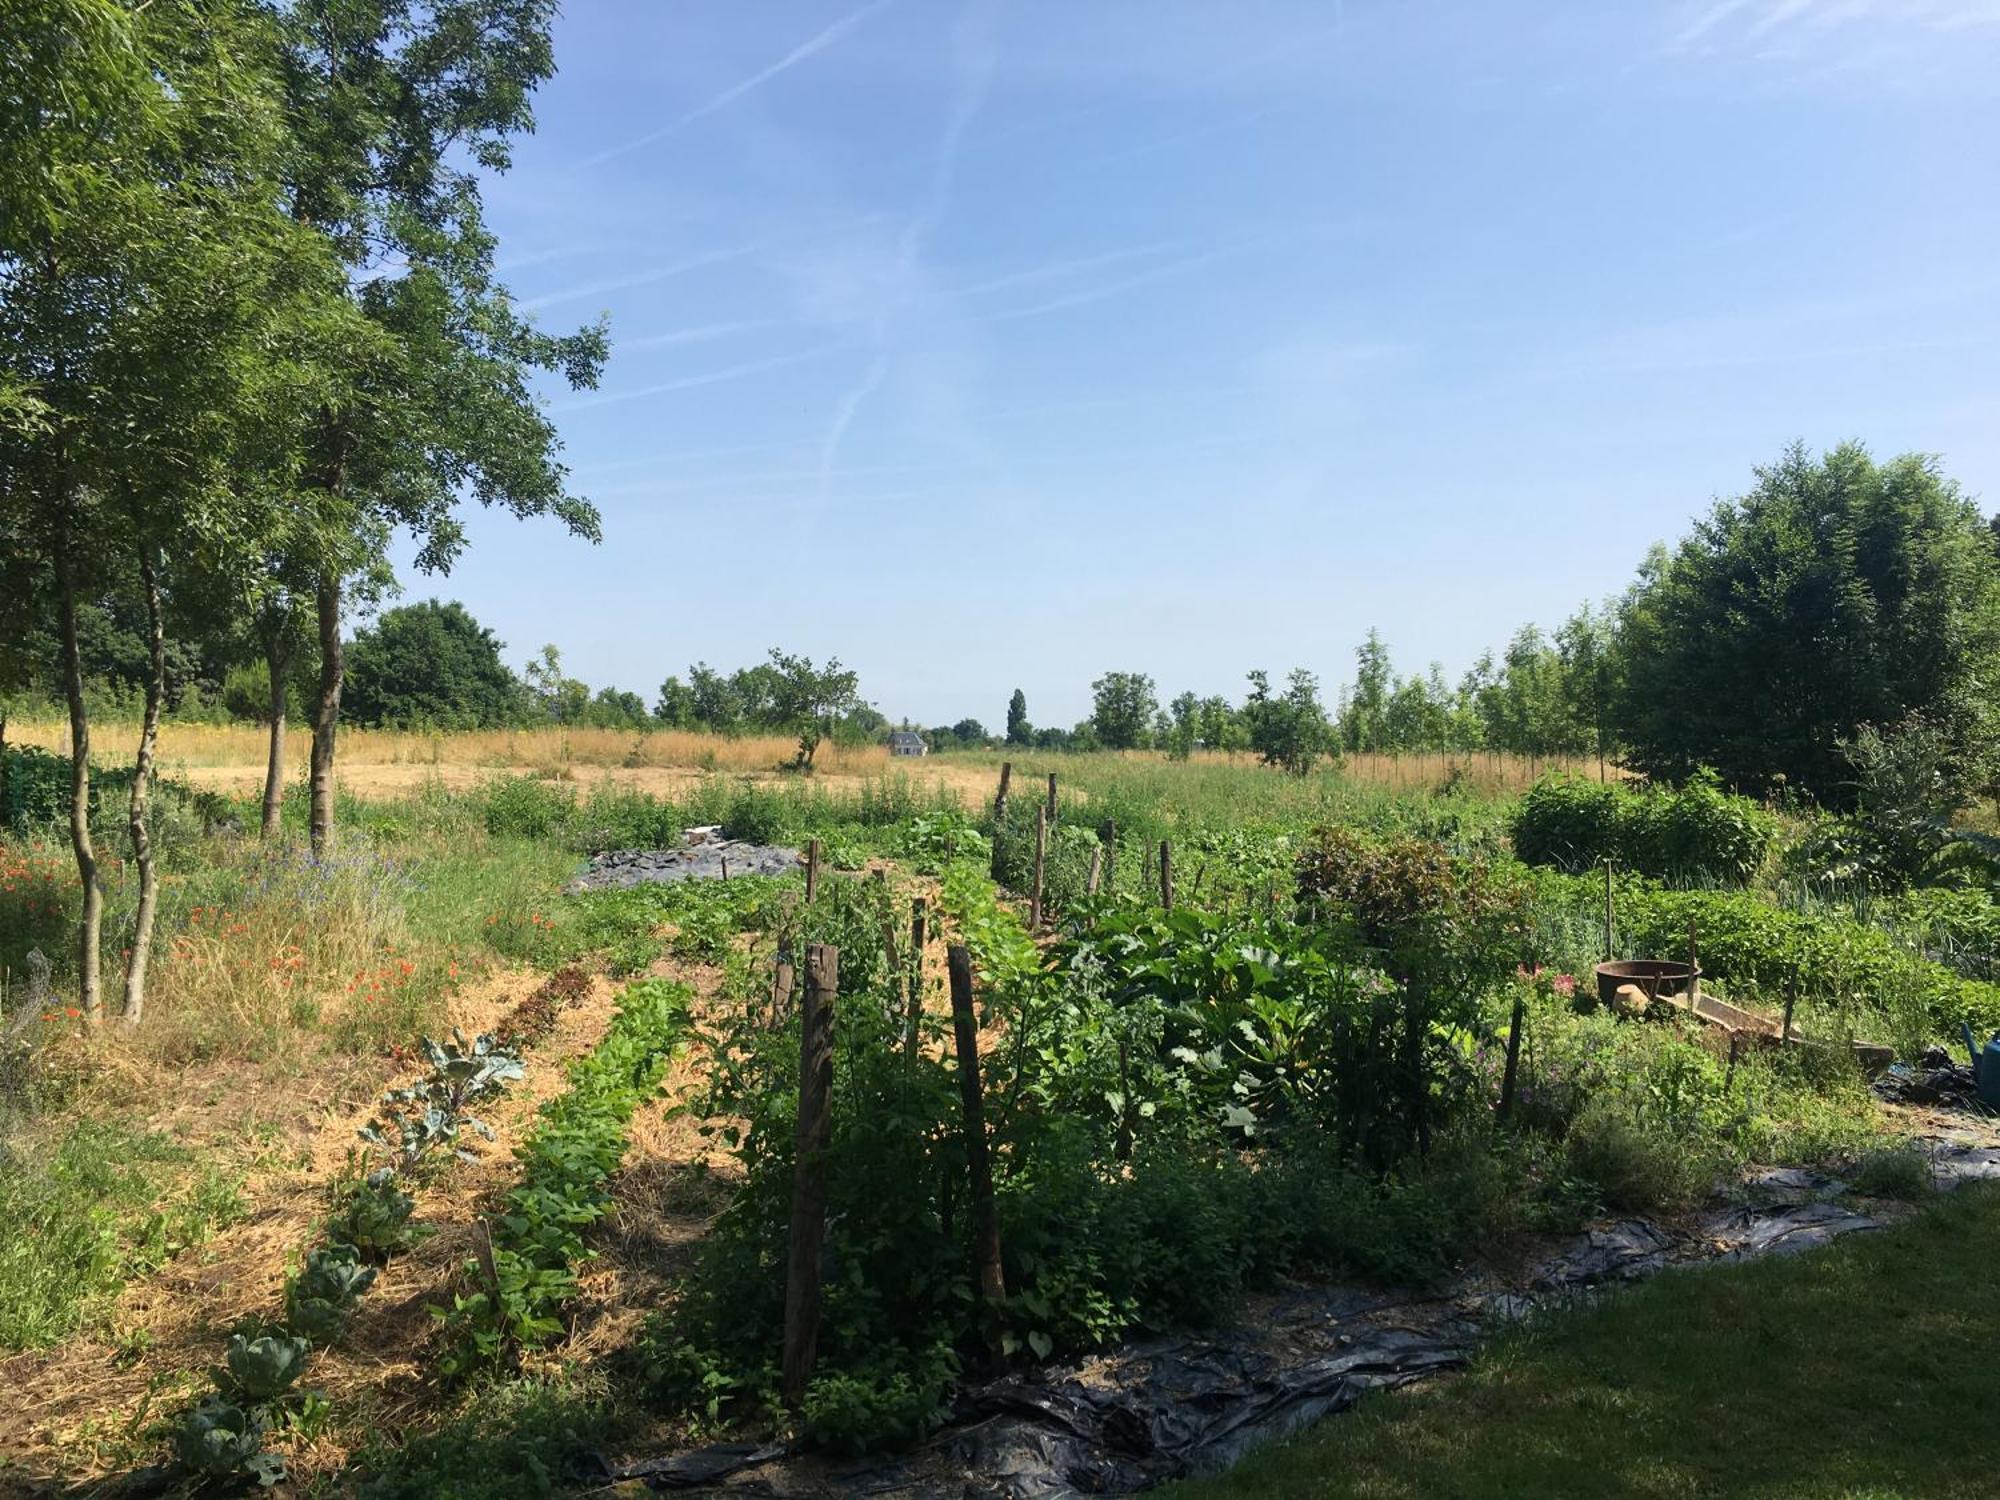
[1510,770,1776,885]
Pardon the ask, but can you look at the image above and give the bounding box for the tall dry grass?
[6,718,894,777]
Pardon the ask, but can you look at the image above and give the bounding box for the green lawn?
[1171,1185,2000,1500]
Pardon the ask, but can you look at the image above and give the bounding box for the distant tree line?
[1051,445,2000,804]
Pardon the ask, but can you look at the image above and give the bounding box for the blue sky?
[404,0,2000,730]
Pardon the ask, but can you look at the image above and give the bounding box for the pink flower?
[1553,974,1577,996]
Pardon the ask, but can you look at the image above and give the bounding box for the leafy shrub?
[1510,770,1775,884]
[1297,826,1531,1001]
[801,1343,957,1455]
[479,776,576,842]
[723,785,791,845]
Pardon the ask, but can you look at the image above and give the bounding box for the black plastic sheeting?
[613,1138,2000,1499]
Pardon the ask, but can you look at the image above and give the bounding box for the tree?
[1340,629,1394,753]
[654,675,696,728]
[522,643,587,726]
[1163,691,1200,760]
[2,0,339,1017]
[766,650,860,770]
[1006,688,1030,745]
[270,0,608,857]
[343,601,522,728]
[1243,669,1331,776]
[1618,444,2000,802]
[580,686,649,728]
[1089,671,1157,750]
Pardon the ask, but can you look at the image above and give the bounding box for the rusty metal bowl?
[1594,959,1699,1010]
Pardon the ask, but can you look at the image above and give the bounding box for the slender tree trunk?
[53,537,102,1016]
[261,632,291,840]
[122,547,165,1025]
[309,570,342,860]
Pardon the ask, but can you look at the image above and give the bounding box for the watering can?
[1961,1024,2000,1109]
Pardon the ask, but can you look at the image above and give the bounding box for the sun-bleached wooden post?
[1159,839,1174,911]
[781,944,838,1407]
[904,897,927,1062]
[946,945,1006,1307]
[805,838,821,904]
[1086,846,1103,897]
[993,761,1012,820]
[1029,805,1048,932]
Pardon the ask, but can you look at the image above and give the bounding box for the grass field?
[1171,1184,2000,1500]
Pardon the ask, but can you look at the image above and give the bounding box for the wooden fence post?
[781,944,838,1407]
[1497,994,1526,1122]
[1602,858,1616,962]
[1029,805,1047,932]
[1780,983,1799,1051]
[1099,818,1116,891]
[1159,839,1174,911]
[905,897,927,1062]
[1045,772,1058,823]
[946,945,1006,1306]
[771,951,795,1028]
[991,763,1012,880]
[1085,846,1103,896]
[805,838,821,904]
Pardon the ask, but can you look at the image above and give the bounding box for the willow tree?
[267,0,606,856]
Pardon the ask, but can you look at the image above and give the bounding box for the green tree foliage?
[1090,671,1158,750]
[1617,444,2000,803]
[766,650,860,769]
[1244,669,1332,776]
[1005,688,1030,745]
[521,644,587,726]
[341,601,522,728]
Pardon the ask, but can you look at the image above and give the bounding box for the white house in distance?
[888,730,929,757]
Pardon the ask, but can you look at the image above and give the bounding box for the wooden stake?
[1029,805,1047,932]
[1085,846,1103,896]
[1045,772,1058,822]
[1781,983,1799,1051]
[1602,858,1616,962]
[719,854,728,882]
[771,953,795,1028]
[905,897,927,1062]
[947,945,1006,1306]
[805,838,820,904]
[993,761,1012,820]
[1100,818,1116,890]
[1498,994,1526,1122]
[1687,919,1699,1004]
[1159,839,1174,911]
[781,944,838,1407]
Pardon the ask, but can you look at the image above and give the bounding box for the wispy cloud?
[516,245,755,312]
[618,319,776,352]
[986,242,1251,323]
[1667,0,2000,51]
[579,0,896,169]
[553,345,847,412]
[947,242,1187,299]
[816,0,999,493]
